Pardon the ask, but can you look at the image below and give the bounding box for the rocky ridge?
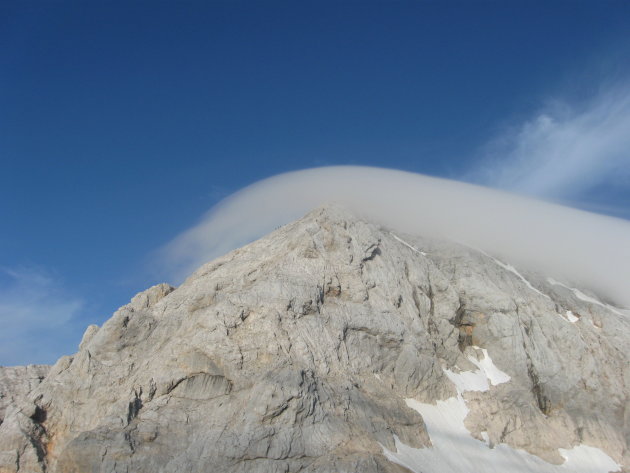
[0,205,627,472]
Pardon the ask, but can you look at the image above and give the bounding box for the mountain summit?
[0,205,627,473]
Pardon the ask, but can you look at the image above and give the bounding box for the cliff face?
[0,205,627,473]
[0,365,49,427]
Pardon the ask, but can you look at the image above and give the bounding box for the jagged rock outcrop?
[0,366,49,426]
[0,205,627,473]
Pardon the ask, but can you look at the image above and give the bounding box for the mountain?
[0,205,627,473]
[0,365,49,427]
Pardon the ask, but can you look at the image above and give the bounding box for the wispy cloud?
[472,83,630,201]
[159,166,630,308]
[0,266,83,366]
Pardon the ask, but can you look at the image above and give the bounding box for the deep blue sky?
[2,1,630,365]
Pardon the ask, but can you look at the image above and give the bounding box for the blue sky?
[1,1,630,365]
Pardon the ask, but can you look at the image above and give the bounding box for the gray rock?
[0,365,49,426]
[0,205,627,472]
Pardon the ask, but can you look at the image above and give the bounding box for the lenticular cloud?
[162,166,630,308]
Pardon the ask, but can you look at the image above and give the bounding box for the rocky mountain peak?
[0,204,627,472]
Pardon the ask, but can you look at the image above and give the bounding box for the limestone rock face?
[0,365,49,426]
[0,205,628,473]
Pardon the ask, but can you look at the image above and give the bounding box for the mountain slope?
[0,205,627,473]
[0,365,49,427]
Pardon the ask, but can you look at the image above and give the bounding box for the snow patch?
[478,250,550,300]
[556,310,579,324]
[383,416,621,473]
[389,232,427,256]
[444,365,490,393]
[444,347,511,393]
[470,347,512,386]
[566,310,579,323]
[547,278,625,316]
[382,347,621,473]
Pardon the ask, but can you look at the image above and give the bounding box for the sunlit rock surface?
[0,365,49,426]
[0,205,627,472]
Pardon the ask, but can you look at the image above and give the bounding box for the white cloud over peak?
[160,166,630,309]
[473,84,630,200]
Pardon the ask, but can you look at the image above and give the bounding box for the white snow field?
[382,348,621,473]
